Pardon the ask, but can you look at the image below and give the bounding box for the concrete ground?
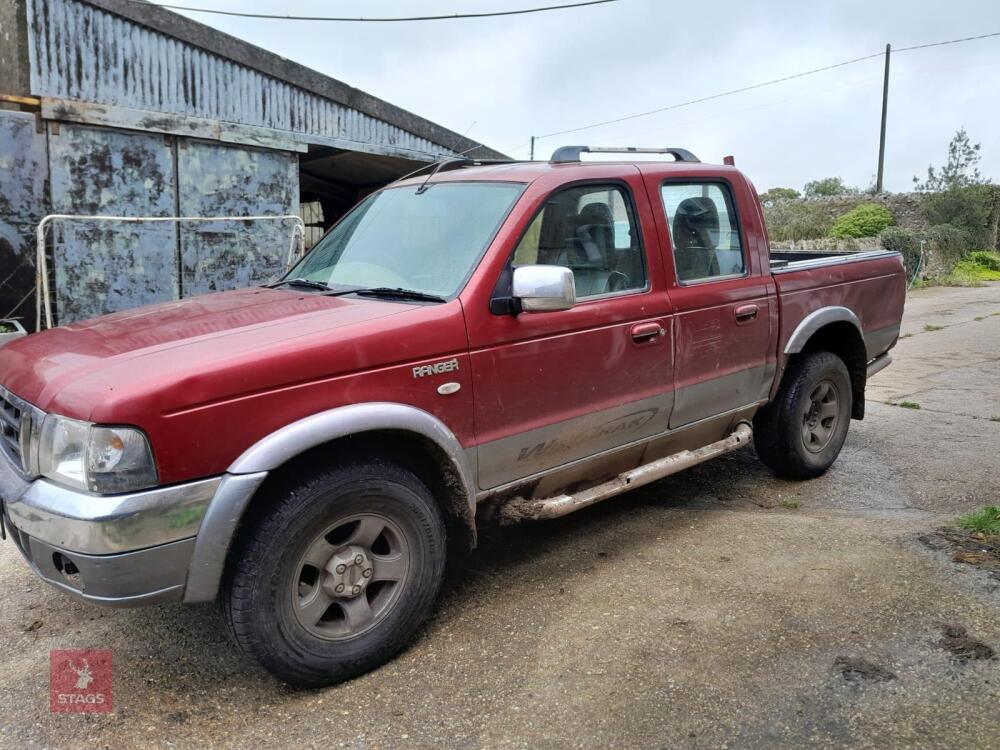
[2,284,999,750]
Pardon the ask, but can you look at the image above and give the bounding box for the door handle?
[734,304,759,324]
[630,322,665,342]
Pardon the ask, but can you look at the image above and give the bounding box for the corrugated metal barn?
[0,0,503,330]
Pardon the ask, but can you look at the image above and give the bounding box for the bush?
[921,184,997,246]
[828,203,894,239]
[968,250,1000,271]
[764,201,833,242]
[879,225,972,278]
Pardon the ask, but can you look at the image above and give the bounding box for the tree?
[758,187,800,206]
[913,128,983,192]
[914,129,998,249]
[803,177,857,198]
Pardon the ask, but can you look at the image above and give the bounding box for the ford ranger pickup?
[0,146,905,686]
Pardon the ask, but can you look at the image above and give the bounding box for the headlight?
[36,415,157,493]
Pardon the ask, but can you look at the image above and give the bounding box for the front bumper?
[0,448,265,606]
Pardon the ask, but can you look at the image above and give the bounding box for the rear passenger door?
[466,172,674,489]
[645,174,774,427]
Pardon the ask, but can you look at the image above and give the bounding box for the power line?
[134,0,622,22]
[895,30,1000,52]
[535,52,885,139]
[534,30,1000,141]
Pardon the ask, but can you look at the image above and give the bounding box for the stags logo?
[50,650,112,713]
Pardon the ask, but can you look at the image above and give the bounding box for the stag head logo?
[68,659,94,690]
[50,650,113,713]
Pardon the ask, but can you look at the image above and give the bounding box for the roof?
[67,0,506,160]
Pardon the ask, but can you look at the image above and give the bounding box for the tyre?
[753,351,853,479]
[222,459,447,687]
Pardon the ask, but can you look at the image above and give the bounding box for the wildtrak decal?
[413,358,459,379]
[516,409,659,462]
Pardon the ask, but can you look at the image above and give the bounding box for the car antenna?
[414,157,467,195]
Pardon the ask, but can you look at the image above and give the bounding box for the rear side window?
[512,184,647,298]
[660,182,745,283]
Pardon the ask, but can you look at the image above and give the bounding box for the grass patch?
[975,315,987,321]
[923,324,944,332]
[990,415,1000,423]
[895,400,921,409]
[899,332,914,339]
[956,505,1000,535]
[779,499,800,510]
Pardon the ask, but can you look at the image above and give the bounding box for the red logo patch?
[50,650,113,713]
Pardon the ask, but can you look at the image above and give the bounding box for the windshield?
[286,181,524,298]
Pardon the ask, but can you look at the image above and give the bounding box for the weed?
[991,415,1000,423]
[899,333,914,339]
[895,400,921,409]
[975,316,986,321]
[956,505,1000,535]
[780,499,800,509]
[923,324,944,332]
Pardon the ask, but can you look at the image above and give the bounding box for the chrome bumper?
[0,451,266,606]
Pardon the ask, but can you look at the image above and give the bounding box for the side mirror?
[512,265,576,312]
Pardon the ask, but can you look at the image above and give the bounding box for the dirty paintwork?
[47,122,179,323]
[0,110,47,331]
[25,0,454,161]
[177,141,298,296]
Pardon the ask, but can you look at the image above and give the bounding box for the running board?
[500,422,754,522]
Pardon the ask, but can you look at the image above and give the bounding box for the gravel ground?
[1,283,999,750]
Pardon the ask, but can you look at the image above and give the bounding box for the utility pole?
[876,43,891,193]
[529,136,536,161]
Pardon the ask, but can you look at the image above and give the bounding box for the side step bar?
[866,352,892,379]
[501,422,753,522]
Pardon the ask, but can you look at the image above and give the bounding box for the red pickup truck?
[0,146,905,685]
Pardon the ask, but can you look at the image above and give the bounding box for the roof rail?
[550,145,700,164]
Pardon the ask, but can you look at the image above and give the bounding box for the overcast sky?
[170,0,1000,192]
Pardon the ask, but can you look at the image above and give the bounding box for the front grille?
[0,385,41,475]
[0,388,23,469]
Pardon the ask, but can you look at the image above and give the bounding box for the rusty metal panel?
[25,0,452,161]
[0,111,47,331]
[47,122,178,323]
[177,141,298,297]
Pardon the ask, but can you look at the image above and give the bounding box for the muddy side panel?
[47,123,178,324]
[0,110,47,332]
[177,141,298,297]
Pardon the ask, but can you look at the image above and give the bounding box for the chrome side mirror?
[512,265,576,312]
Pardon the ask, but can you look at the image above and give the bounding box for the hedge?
[879,225,971,278]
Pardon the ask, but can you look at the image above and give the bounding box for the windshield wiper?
[266,278,331,291]
[352,287,446,303]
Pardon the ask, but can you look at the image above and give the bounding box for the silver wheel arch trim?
[183,402,477,603]
[229,402,477,504]
[784,306,863,354]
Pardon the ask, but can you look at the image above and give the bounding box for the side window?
[512,184,647,298]
[660,182,745,283]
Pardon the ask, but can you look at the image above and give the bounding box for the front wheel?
[222,459,447,687]
[754,351,853,479]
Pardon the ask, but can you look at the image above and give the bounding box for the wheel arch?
[783,308,867,420]
[184,403,477,603]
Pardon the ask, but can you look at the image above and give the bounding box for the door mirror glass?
[512,265,576,312]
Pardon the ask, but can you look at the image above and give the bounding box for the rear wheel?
[222,459,446,687]
[754,351,853,479]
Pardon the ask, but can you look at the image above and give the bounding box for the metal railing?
[35,214,306,330]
